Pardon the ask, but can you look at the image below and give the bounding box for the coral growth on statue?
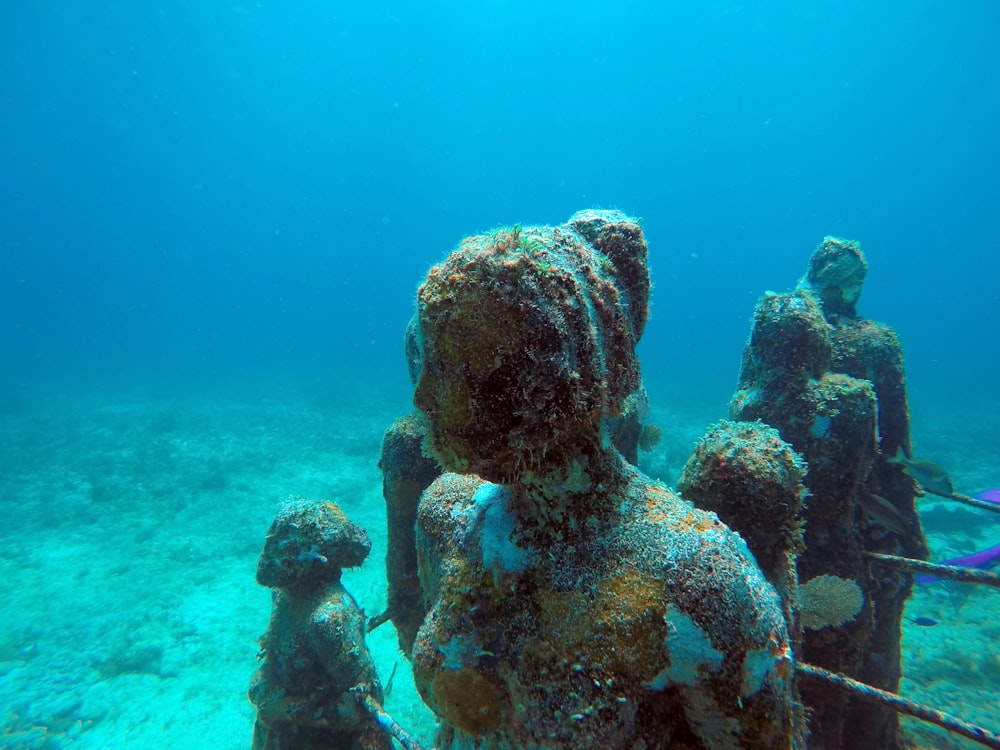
[249,500,391,750]
[729,237,928,750]
[393,210,796,749]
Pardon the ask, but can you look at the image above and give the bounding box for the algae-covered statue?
[378,315,654,658]
[249,499,391,750]
[729,237,928,750]
[405,211,796,749]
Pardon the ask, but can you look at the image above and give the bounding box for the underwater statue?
[379,405,442,656]
[729,237,929,750]
[379,319,654,657]
[400,210,795,749]
[677,419,809,645]
[248,499,391,750]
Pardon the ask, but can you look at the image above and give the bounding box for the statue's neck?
[511,440,631,536]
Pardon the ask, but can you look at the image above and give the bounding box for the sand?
[0,386,996,749]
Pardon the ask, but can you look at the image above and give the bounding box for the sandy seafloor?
[0,381,997,750]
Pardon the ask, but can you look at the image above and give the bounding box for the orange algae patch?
[539,569,667,681]
[318,500,349,525]
[671,510,717,534]
[644,485,675,524]
[431,668,508,736]
[644,486,716,534]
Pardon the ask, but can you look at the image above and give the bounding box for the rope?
[797,662,1000,750]
[367,608,393,632]
[353,686,428,750]
[925,488,1000,515]
[866,551,1000,588]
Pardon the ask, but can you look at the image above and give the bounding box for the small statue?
[249,499,391,750]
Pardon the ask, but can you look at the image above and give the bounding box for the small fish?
[974,488,1000,505]
[384,660,399,699]
[887,448,954,497]
[859,493,919,538]
[909,616,938,627]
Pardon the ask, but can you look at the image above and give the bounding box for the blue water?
[1,3,999,749]
[3,1,998,407]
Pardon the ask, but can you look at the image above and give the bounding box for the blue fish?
[916,542,1000,584]
[975,488,1000,505]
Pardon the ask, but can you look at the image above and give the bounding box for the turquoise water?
[1,2,998,748]
[1,387,997,748]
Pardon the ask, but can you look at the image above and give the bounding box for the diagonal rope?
[353,686,428,750]
[866,551,1000,588]
[924,488,1000,515]
[797,662,1000,750]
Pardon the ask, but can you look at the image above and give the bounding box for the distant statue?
[404,211,796,749]
[248,499,391,750]
[730,237,928,750]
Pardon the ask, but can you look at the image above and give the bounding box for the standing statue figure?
[731,237,928,750]
[249,499,391,750]
[406,211,796,749]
